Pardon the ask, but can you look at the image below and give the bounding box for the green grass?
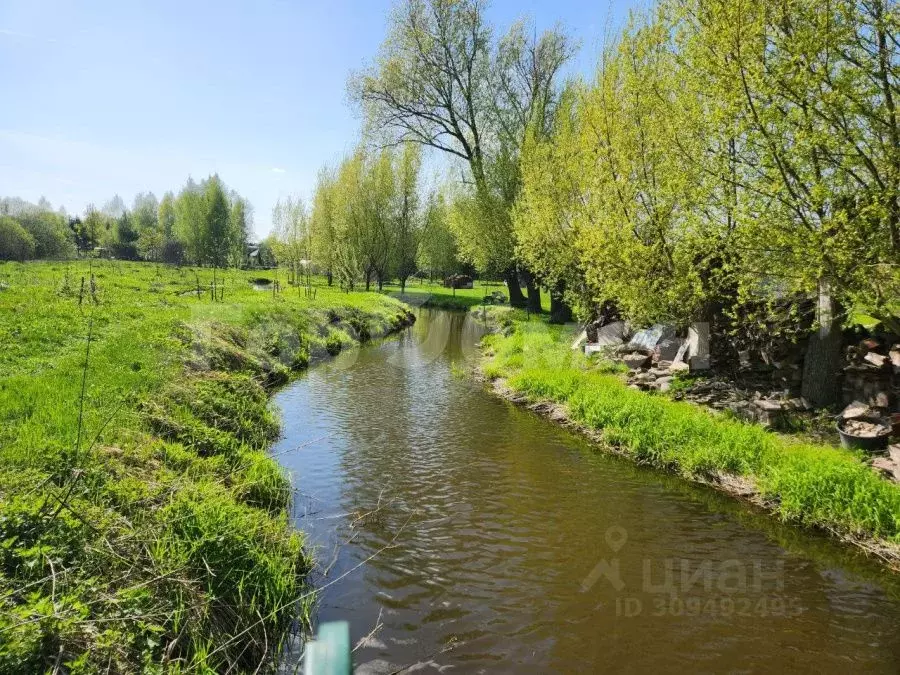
[482,320,900,547]
[379,278,552,312]
[0,260,413,673]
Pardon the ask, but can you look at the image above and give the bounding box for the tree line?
[266,144,463,293]
[4,0,895,407]
[302,0,896,406]
[0,175,252,268]
[512,0,898,405]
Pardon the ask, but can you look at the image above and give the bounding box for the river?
[272,308,900,674]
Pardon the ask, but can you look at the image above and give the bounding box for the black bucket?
[837,417,891,453]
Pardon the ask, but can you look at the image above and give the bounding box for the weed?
[0,260,413,672]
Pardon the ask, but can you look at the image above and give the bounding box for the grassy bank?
[379,278,551,312]
[481,320,900,564]
[0,260,413,673]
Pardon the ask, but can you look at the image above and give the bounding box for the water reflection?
[273,309,900,674]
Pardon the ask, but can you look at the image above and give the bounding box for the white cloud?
[270,167,286,174]
[0,28,33,39]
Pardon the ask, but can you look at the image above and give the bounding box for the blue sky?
[0,0,633,236]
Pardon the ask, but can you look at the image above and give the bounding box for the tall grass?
[483,322,900,544]
[0,260,412,672]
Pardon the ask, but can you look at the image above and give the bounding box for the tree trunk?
[505,267,526,307]
[525,277,542,314]
[549,281,572,324]
[365,271,371,292]
[801,278,843,408]
[401,278,407,294]
[326,271,333,286]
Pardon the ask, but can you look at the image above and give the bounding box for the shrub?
[0,216,36,261]
[17,212,76,259]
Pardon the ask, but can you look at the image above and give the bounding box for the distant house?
[245,243,262,268]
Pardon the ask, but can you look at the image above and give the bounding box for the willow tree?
[355,150,397,291]
[331,153,366,291]
[418,191,459,280]
[272,196,309,286]
[513,84,585,322]
[329,150,396,292]
[563,16,713,327]
[393,144,423,293]
[310,168,337,285]
[674,0,900,405]
[487,19,575,313]
[351,0,573,308]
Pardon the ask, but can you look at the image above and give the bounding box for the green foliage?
[2,173,251,268]
[0,260,412,672]
[0,216,36,261]
[310,168,338,283]
[393,144,422,291]
[16,210,76,260]
[272,195,310,285]
[305,145,427,292]
[514,0,900,332]
[353,0,573,292]
[203,176,232,268]
[171,175,250,268]
[417,192,460,279]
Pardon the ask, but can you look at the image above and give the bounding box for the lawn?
[0,260,412,673]
[379,277,551,311]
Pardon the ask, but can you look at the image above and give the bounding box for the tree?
[0,216,36,261]
[363,150,397,291]
[204,176,231,269]
[102,194,127,219]
[132,193,159,234]
[418,191,458,280]
[271,195,309,285]
[111,211,139,260]
[670,0,900,405]
[257,235,279,268]
[514,84,584,322]
[131,192,162,261]
[352,0,574,307]
[137,227,165,262]
[485,18,575,313]
[17,209,76,259]
[229,197,252,268]
[174,178,206,265]
[68,216,92,253]
[158,192,177,241]
[392,144,423,293]
[310,168,338,285]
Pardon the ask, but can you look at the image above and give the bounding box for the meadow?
[482,321,900,561]
[0,260,413,673]
[378,277,549,312]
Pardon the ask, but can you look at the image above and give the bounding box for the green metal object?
[304,621,351,675]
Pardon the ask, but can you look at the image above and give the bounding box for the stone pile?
[872,445,900,482]
[626,365,810,427]
[843,338,900,412]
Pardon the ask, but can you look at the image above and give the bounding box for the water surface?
[273,309,900,673]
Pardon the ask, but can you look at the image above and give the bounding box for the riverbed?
[272,308,900,673]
